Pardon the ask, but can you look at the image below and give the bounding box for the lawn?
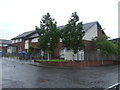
[34,59,67,62]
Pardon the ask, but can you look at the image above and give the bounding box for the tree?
[28,45,34,59]
[114,42,120,59]
[62,12,85,60]
[92,35,118,56]
[92,35,118,63]
[36,13,61,60]
[117,42,120,59]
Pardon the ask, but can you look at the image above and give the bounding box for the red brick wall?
[0,46,7,53]
[38,60,114,67]
[12,39,39,52]
[97,25,105,36]
[54,42,64,58]
[54,40,93,58]
[12,39,25,51]
[29,39,39,48]
[12,38,94,57]
[28,40,64,58]
[30,42,39,48]
[83,40,93,52]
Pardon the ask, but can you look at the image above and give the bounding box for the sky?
[0,0,119,40]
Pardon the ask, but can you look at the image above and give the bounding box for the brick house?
[11,21,105,59]
[0,39,12,56]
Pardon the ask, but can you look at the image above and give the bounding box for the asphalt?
[1,57,119,88]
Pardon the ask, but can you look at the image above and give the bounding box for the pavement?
[1,57,46,67]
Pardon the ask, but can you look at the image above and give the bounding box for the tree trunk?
[77,51,79,60]
[41,50,43,59]
[48,52,50,61]
[72,54,75,61]
[43,50,45,59]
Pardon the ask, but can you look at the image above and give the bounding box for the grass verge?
[34,59,67,62]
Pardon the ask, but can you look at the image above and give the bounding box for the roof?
[110,38,120,42]
[57,21,102,32]
[83,21,102,32]
[11,21,102,39]
[57,25,65,30]
[11,30,36,40]
[28,32,39,39]
[0,39,12,44]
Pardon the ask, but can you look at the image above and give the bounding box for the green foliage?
[118,42,120,55]
[115,42,120,59]
[36,13,61,55]
[92,35,118,56]
[28,45,34,55]
[35,59,66,62]
[62,12,84,54]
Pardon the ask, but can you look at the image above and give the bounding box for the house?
[6,44,18,55]
[110,38,120,43]
[0,39,12,56]
[58,21,105,60]
[11,21,105,60]
[11,30,36,52]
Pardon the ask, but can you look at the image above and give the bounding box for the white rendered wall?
[83,24,97,40]
[64,50,84,60]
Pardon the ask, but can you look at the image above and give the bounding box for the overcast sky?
[0,0,119,40]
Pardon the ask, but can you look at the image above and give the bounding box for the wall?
[84,51,118,60]
[7,46,17,54]
[97,24,104,36]
[38,60,114,67]
[83,24,97,41]
[83,40,93,52]
[64,50,84,60]
[12,39,25,52]
[54,42,64,58]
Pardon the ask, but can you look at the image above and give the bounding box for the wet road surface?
[1,57,119,88]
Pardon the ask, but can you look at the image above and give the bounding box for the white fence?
[60,49,118,60]
[64,50,84,60]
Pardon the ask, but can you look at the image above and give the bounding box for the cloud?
[0,0,119,39]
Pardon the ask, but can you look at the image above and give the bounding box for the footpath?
[1,57,47,67]
[1,57,79,68]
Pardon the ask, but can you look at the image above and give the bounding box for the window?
[12,39,22,43]
[16,39,22,43]
[12,40,16,43]
[25,40,29,49]
[0,44,8,46]
[60,49,65,58]
[18,39,20,42]
[18,47,21,52]
[31,38,38,42]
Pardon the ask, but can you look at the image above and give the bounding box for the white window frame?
[31,38,38,42]
[25,40,29,49]
[12,40,16,43]
[16,39,22,43]
[60,49,65,58]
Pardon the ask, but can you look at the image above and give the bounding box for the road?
[1,57,119,88]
